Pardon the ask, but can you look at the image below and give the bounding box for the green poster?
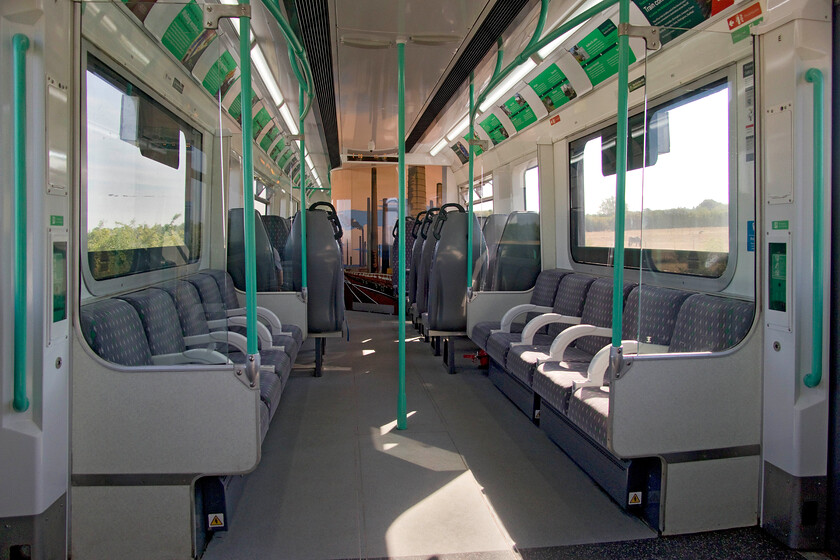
[261,126,280,152]
[570,20,637,86]
[270,137,286,160]
[479,114,510,145]
[228,93,242,122]
[253,108,271,139]
[161,2,203,62]
[528,63,577,113]
[500,94,537,131]
[277,148,293,169]
[203,51,237,97]
[633,0,714,45]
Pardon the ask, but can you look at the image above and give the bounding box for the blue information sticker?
[747,220,755,252]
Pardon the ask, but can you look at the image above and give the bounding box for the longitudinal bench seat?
[470,268,567,350]
[532,291,755,531]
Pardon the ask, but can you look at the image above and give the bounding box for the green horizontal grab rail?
[804,67,824,388]
[13,34,30,413]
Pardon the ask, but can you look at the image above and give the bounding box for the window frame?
[567,66,740,291]
[80,45,209,295]
[458,175,494,215]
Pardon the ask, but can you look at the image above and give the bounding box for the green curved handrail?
[13,34,30,412]
[804,67,824,388]
[466,73,475,289]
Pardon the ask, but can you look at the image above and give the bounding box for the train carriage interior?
[1,0,840,558]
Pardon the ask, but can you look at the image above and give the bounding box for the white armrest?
[184,331,248,355]
[499,304,553,332]
[519,314,582,345]
[548,324,613,361]
[217,316,274,348]
[576,340,639,389]
[151,349,230,366]
[227,306,283,332]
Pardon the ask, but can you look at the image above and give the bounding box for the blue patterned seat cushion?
[486,331,525,365]
[229,347,291,385]
[505,339,590,386]
[471,321,524,350]
[669,294,754,353]
[572,278,635,358]
[622,285,692,345]
[259,401,271,443]
[119,289,186,356]
[202,269,304,349]
[259,370,284,417]
[157,280,210,337]
[532,361,589,412]
[187,274,227,321]
[567,387,610,447]
[547,274,597,338]
[80,299,153,366]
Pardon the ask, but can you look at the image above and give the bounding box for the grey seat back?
[227,208,280,292]
[481,213,508,291]
[493,211,541,291]
[118,288,186,355]
[415,208,439,314]
[286,202,345,333]
[200,269,239,310]
[79,299,153,366]
[427,204,486,331]
[408,211,428,304]
[669,294,754,352]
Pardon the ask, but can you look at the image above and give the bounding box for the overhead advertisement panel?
[633,0,733,45]
[261,126,280,152]
[570,19,637,86]
[270,137,286,160]
[277,148,294,169]
[479,114,510,146]
[528,63,578,113]
[450,142,470,164]
[500,93,537,132]
[253,107,271,139]
[203,52,238,98]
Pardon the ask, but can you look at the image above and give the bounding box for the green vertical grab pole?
[300,83,308,290]
[397,39,407,430]
[13,34,30,413]
[466,73,475,289]
[804,68,824,388]
[610,0,631,355]
[238,2,259,357]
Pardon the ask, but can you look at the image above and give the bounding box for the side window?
[84,54,203,281]
[569,77,731,278]
[524,165,539,211]
[459,177,493,217]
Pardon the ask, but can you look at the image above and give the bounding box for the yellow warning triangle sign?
[629,493,641,505]
[209,515,224,527]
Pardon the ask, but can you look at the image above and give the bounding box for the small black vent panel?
[405,0,532,152]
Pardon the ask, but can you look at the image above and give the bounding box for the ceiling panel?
[333,0,494,154]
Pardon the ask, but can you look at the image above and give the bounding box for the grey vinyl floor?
[203,311,809,560]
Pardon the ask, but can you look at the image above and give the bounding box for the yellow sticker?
[628,492,642,505]
[208,514,225,528]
